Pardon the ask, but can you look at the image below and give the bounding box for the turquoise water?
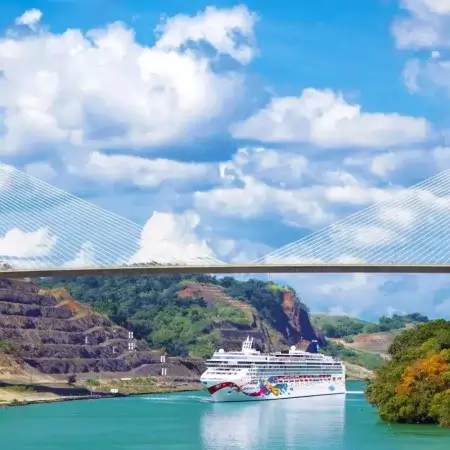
[2,383,449,449]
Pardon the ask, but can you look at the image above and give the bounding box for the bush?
[5,385,36,393]
[0,340,15,354]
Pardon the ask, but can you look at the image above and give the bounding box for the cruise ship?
[200,336,346,402]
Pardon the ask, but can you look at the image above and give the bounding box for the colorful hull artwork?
[208,378,289,398]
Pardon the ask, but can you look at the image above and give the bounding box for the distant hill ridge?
[311,312,429,341]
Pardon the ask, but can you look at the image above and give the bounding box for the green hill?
[311,314,371,337]
[37,275,320,359]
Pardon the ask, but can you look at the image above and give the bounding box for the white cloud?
[347,226,398,246]
[231,88,430,148]
[214,237,271,263]
[15,9,43,30]
[392,1,450,94]
[63,242,97,268]
[128,210,270,265]
[155,5,258,64]
[392,0,450,49]
[323,185,396,204]
[316,273,369,295]
[193,145,410,228]
[194,176,333,226]
[24,162,57,181]
[69,151,216,188]
[402,56,450,94]
[0,6,257,155]
[219,146,308,186]
[370,152,408,177]
[130,211,216,264]
[0,227,56,258]
[433,146,450,169]
[0,164,16,191]
[345,150,425,177]
[436,298,450,315]
[377,206,416,228]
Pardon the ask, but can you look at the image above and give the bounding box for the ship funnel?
[306,340,319,354]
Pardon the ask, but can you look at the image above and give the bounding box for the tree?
[365,320,450,427]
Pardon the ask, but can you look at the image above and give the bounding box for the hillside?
[1,274,426,384]
[365,320,450,427]
[38,275,323,359]
[39,275,430,377]
[331,331,401,355]
[311,313,371,336]
[311,312,431,374]
[0,278,201,381]
[311,312,429,342]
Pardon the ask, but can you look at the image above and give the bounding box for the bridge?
[1,162,450,277]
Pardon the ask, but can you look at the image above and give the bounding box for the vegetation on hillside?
[0,340,15,355]
[39,275,307,359]
[34,275,432,376]
[312,313,428,339]
[324,342,385,371]
[365,320,450,427]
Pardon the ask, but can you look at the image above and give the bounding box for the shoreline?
[0,384,205,408]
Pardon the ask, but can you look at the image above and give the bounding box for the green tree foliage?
[312,313,429,339]
[39,274,307,358]
[365,320,450,427]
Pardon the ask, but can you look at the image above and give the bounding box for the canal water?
[2,382,449,449]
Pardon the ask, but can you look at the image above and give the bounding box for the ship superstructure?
[200,336,346,402]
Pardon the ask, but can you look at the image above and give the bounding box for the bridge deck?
[1,264,450,278]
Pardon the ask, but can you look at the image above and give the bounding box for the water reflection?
[201,394,346,449]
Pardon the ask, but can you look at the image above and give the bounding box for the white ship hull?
[202,378,346,403]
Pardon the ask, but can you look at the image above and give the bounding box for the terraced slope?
[0,278,200,378]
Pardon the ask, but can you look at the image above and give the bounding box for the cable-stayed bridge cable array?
[3,160,450,275]
[0,162,223,270]
[255,169,450,266]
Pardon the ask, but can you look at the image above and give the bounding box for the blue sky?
[2,0,450,319]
